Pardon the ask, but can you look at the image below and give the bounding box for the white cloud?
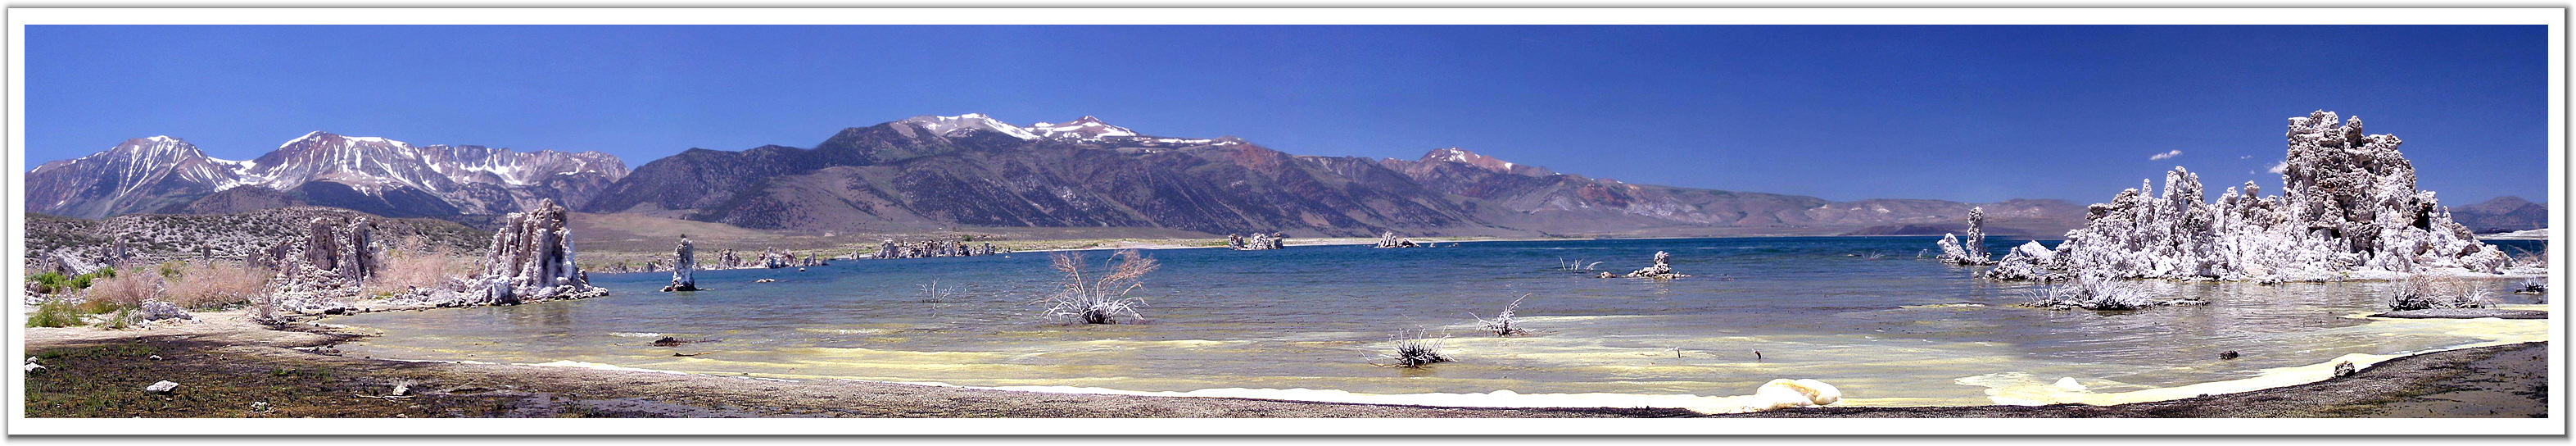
[2148,150,2184,161]
[2266,161,2289,174]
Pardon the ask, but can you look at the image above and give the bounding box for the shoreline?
[20,307,2549,418]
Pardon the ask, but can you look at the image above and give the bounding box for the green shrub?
[26,301,83,328]
[65,267,115,290]
[28,272,67,294]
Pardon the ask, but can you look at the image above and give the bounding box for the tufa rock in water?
[663,235,698,292]
[471,199,604,304]
[1374,231,1423,248]
[1621,251,1691,279]
[760,248,791,269]
[1230,232,1288,250]
[1985,240,2062,281]
[869,238,999,259]
[1935,207,1997,266]
[1988,112,2510,282]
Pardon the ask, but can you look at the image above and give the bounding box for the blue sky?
[26,25,2548,204]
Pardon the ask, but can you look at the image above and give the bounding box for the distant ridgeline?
[24,207,490,276]
[26,132,627,220]
[1959,111,2539,283]
[31,114,2093,239]
[2449,196,2549,234]
[565,114,2098,238]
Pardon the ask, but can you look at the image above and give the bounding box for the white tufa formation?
[1989,111,2510,282]
[1620,251,1691,279]
[473,199,604,304]
[1936,207,1997,266]
[663,235,697,292]
[1229,232,1287,250]
[262,216,383,294]
[1373,230,1423,248]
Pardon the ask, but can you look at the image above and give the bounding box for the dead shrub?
[1039,249,1158,325]
[2388,275,2497,311]
[81,271,163,312]
[165,260,270,309]
[364,236,467,298]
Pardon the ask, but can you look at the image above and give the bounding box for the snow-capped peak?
[282,130,332,149]
[1030,116,1141,139]
[280,131,412,150]
[902,114,1040,140]
[1425,148,1512,169]
[1419,147,1549,176]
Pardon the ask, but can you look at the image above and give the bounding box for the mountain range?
[28,132,627,219]
[2449,196,2549,234]
[577,114,2089,237]
[31,114,2547,242]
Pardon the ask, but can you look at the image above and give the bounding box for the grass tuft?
[1387,330,1451,368]
[27,301,84,328]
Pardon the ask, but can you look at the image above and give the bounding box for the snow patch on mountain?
[1423,148,1530,175]
[1030,116,1140,139]
[903,113,1041,140]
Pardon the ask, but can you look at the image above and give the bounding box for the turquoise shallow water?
[328,237,2548,406]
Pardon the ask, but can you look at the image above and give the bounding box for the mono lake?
[328,237,2549,407]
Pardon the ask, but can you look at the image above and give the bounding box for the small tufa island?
[1228,232,1288,250]
[1955,112,2528,283]
[1937,112,2545,312]
[663,235,699,292]
[469,199,607,305]
[1596,251,1690,280]
[1373,231,1425,248]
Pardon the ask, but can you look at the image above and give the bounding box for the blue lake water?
[328,237,2549,407]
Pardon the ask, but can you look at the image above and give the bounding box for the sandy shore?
[20,308,2548,418]
[21,309,1687,418]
